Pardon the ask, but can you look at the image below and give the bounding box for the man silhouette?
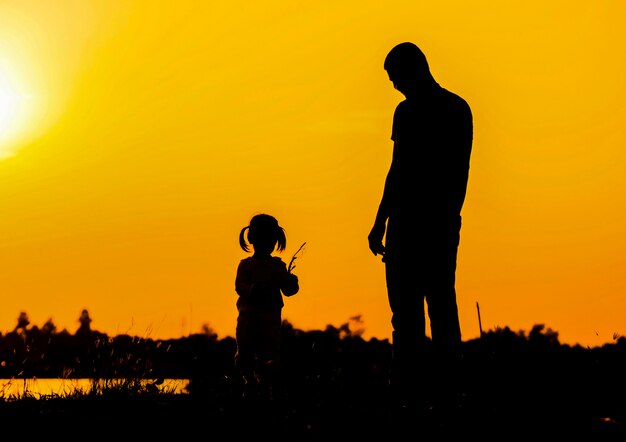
[368,42,473,410]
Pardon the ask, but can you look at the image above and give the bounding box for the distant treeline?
[0,309,625,392]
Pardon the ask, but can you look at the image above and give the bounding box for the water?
[0,378,190,398]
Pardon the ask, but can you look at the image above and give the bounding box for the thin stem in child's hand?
[288,242,307,273]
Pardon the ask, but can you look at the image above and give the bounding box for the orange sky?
[0,1,625,348]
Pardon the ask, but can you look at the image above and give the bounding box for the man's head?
[384,42,436,97]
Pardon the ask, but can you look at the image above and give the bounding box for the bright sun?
[0,63,32,159]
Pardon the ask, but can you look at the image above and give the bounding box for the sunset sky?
[1,1,625,348]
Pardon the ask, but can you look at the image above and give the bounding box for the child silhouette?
[234,213,300,400]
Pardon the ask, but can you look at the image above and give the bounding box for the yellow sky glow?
[0,59,33,157]
[0,1,625,348]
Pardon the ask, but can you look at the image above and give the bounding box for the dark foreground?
[1,325,625,441]
[1,375,624,442]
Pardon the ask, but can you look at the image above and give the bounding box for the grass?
[0,376,183,402]
[0,367,623,442]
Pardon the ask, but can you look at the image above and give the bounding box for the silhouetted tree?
[76,309,93,336]
[200,323,218,341]
[13,311,30,336]
[528,323,560,346]
[42,318,57,336]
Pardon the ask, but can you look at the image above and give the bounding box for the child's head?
[239,213,287,254]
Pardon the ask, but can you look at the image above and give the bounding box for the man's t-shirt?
[389,85,473,225]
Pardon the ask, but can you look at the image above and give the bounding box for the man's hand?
[368,223,386,258]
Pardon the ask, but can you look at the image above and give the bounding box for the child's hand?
[282,273,299,297]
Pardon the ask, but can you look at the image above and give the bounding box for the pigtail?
[275,226,287,252]
[239,226,251,252]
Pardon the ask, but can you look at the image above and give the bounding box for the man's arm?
[451,100,473,215]
[368,143,398,257]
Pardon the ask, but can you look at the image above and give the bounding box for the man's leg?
[425,236,464,412]
[385,255,430,407]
